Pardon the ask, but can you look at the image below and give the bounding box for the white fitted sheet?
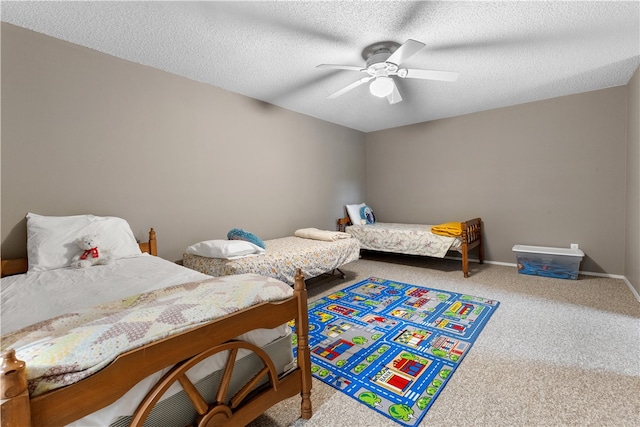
[2,253,211,334]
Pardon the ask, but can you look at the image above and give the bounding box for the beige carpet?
[248,253,640,427]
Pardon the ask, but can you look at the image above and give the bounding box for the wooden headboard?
[0,228,157,278]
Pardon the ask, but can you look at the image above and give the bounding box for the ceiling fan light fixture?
[369,76,394,98]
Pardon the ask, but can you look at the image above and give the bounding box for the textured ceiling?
[2,1,639,132]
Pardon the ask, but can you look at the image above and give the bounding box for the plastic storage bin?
[512,245,585,280]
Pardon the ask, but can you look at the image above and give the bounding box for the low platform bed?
[183,235,360,285]
[1,226,312,427]
[337,216,484,278]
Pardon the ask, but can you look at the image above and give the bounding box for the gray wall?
[626,67,640,294]
[1,23,366,262]
[1,23,636,282]
[366,87,629,275]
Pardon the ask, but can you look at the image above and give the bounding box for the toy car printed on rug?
[305,277,499,426]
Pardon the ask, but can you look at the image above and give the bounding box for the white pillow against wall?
[26,213,142,272]
[346,203,367,225]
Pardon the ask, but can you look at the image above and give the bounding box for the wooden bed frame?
[0,228,312,427]
[337,217,485,278]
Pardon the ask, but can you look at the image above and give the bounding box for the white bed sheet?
[0,254,291,426]
[2,253,208,334]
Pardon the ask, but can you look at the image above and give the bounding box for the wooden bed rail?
[0,228,157,278]
[0,259,28,278]
[336,216,350,233]
[0,269,312,426]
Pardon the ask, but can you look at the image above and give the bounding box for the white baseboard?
[622,276,640,302]
[445,257,640,302]
[480,260,514,267]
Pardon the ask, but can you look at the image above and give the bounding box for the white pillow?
[185,240,265,259]
[26,213,142,272]
[346,203,367,225]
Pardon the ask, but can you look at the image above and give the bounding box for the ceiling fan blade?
[386,39,426,65]
[387,81,402,105]
[327,76,374,99]
[401,68,460,82]
[317,64,365,72]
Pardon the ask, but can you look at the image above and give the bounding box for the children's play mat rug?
[303,277,499,426]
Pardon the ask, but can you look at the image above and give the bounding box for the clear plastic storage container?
[512,245,585,280]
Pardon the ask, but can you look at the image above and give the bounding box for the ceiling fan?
[317,39,459,105]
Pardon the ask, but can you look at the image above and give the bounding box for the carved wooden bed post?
[1,350,31,427]
[293,269,312,419]
[460,218,484,278]
[148,228,157,256]
[461,222,470,278]
[138,228,157,256]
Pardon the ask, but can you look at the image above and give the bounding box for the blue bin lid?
[512,244,584,257]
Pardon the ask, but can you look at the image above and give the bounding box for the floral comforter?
[345,222,462,258]
[1,273,293,397]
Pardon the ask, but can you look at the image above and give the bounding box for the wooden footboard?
[460,218,484,278]
[1,228,311,426]
[337,216,484,278]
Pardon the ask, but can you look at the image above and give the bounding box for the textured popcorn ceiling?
[2,1,639,132]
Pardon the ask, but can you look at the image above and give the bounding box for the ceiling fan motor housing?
[366,52,392,67]
[362,41,401,76]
